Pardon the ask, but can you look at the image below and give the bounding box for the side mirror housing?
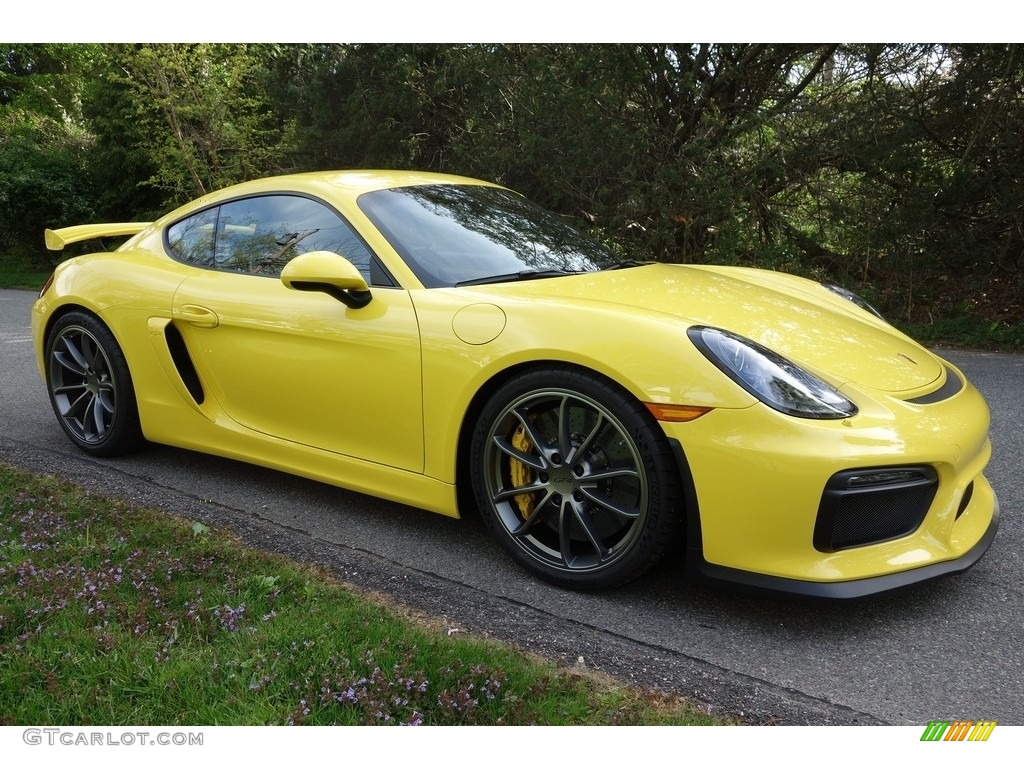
[281,251,372,309]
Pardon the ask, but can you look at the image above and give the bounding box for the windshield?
[357,184,614,287]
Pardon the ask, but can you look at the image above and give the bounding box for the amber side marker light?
[644,403,712,422]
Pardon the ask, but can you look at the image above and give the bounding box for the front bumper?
[693,489,998,599]
[660,365,999,598]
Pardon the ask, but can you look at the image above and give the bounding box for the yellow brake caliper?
[510,424,535,520]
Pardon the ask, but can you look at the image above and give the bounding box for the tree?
[2,42,1021,338]
[0,44,100,257]
[86,44,299,209]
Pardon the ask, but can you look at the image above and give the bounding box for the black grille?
[814,467,938,552]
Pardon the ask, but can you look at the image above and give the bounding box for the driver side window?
[167,194,387,284]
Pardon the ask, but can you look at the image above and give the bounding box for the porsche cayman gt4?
[32,170,998,596]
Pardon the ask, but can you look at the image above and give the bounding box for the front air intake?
[814,467,938,551]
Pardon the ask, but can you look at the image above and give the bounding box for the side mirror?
[280,250,372,309]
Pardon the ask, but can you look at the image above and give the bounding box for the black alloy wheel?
[46,312,143,457]
[470,367,682,589]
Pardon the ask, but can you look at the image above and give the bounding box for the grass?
[0,463,723,726]
[0,260,50,292]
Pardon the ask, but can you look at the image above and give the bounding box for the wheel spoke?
[492,478,547,503]
[54,335,91,376]
[580,466,640,482]
[89,395,109,437]
[53,352,86,377]
[61,387,89,417]
[556,499,610,566]
[84,335,106,374]
[54,339,89,376]
[509,491,557,536]
[557,499,574,567]
[579,485,641,520]
[97,382,116,414]
[54,382,88,396]
[556,395,573,459]
[511,407,551,461]
[565,412,604,465]
[571,503,610,562]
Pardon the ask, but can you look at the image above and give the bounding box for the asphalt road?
[1,287,1021,725]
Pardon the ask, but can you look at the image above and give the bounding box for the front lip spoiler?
[691,500,1000,601]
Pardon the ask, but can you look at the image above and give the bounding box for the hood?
[478,263,942,394]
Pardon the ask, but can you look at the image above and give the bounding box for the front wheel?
[470,367,682,589]
[45,312,143,457]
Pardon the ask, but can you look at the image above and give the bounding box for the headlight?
[825,284,884,320]
[688,327,858,420]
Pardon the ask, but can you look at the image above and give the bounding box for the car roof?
[200,170,499,202]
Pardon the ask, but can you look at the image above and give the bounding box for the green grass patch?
[0,260,50,291]
[0,464,722,726]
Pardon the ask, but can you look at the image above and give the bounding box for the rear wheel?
[45,312,143,457]
[470,367,682,589]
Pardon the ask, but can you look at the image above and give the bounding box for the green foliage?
[0,44,102,259]
[0,43,102,119]
[268,44,841,268]
[88,44,299,208]
[765,44,1024,322]
[0,118,95,259]
[2,42,1023,340]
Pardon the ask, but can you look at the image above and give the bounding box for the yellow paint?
[31,170,998,586]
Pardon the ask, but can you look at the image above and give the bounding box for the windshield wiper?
[455,269,580,287]
[600,259,651,271]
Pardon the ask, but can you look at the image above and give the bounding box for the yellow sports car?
[32,171,998,596]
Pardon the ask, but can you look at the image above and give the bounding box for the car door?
[167,194,424,473]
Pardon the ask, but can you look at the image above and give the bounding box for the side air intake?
[164,324,205,405]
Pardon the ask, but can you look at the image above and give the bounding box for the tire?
[45,312,143,457]
[470,367,682,589]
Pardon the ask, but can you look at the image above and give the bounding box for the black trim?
[666,438,704,568]
[905,366,964,404]
[289,281,372,309]
[694,502,999,600]
[956,482,975,521]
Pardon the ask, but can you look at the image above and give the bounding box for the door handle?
[178,304,220,328]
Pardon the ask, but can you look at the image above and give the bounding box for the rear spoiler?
[44,222,151,251]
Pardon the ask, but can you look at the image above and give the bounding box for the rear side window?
[166,194,381,283]
[166,207,217,266]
